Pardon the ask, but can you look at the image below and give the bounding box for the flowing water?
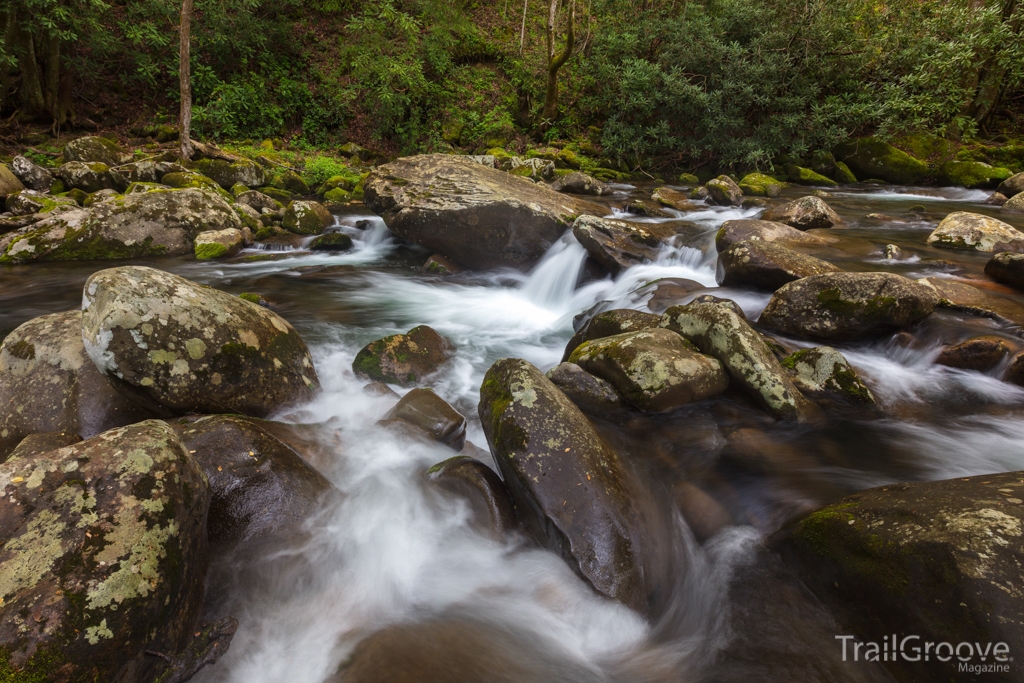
[2,184,1023,682]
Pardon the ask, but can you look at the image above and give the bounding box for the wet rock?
[941,160,1013,189]
[760,272,939,341]
[782,346,875,406]
[997,172,1024,198]
[352,325,453,387]
[569,328,728,412]
[572,215,674,274]
[737,172,784,197]
[546,362,623,412]
[652,186,699,210]
[919,277,1024,328]
[883,243,903,259]
[8,432,82,460]
[1004,352,1024,386]
[194,227,244,259]
[309,231,353,251]
[562,308,662,361]
[478,358,654,613]
[381,388,467,451]
[987,192,1009,206]
[81,266,319,417]
[674,481,733,542]
[426,456,517,536]
[775,471,1024,683]
[662,300,815,420]
[5,189,75,216]
[191,158,266,190]
[717,240,840,290]
[63,135,127,166]
[364,154,603,270]
[834,136,928,185]
[423,253,461,274]
[986,251,1024,290]
[705,175,743,206]
[55,161,119,193]
[363,381,400,398]
[0,188,242,263]
[639,278,708,314]
[283,199,332,235]
[11,155,52,191]
[236,189,283,213]
[0,310,153,460]
[1003,191,1024,213]
[0,420,211,683]
[936,335,1013,372]
[715,218,829,251]
[550,171,611,196]
[0,163,24,198]
[927,211,1024,252]
[761,196,841,230]
[172,415,334,547]
[623,199,673,217]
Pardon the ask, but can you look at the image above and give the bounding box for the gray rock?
[782,346,875,406]
[55,161,119,193]
[761,196,841,230]
[546,362,623,412]
[563,308,662,361]
[236,189,283,213]
[927,211,1024,252]
[572,215,676,273]
[717,240,840,290]
[1002,192,1024,214]
[716,218,830,251]
[191,158,266,190]
[283,200,332,235]
[11,155,52,191]
[996,171,1024,198]
[4,189,75,216]
[62,135,128,166]
[551,171,611,196]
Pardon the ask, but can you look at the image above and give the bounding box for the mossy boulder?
[124,181,165,195]
[985,251,1024,291]
[194,227,244,260]
[309,231,353,252]
[834,161,857,184]
[426,457,517,537]
[760,272,940,341]
[4,190,76,216]
[478,358,657,614]
[282,200,332,235]
[0,164,25,198]
[935,335,1013,372]
[10,155,51,191]
[834,137,929,185]
[775,471,1024,683]
[352,325,452,387]
[0,310,154,460]
[651,186,699,210]
[926,211,1024,252]
[762,196,842,230]
[550,171,610,196]
[236,189,283,213]
[545,361,623,412]
[83,189,118,207]
[738,172,784,197]
[0,420,211,683]
[112,160,184,185]
[55,161,119,193]
[782,346,875,407]
[715,218,830,251]
[661,300,816,420]
[62,135,127,166]
[323,187,351,203]
[786,165,838,188]
[562,309,661,361]
[276,169,310,196]
[161,171,233,202]
[259,186,294,203]
[940,160,1012,189]
[705,175,743,206]
[568,328,728,412]
[191,157,266,190]
[380,388,467,451]
[230,183,250,198]
[717,239,840,290]
[81,266,320,417]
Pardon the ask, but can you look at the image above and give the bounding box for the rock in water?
[775,471,1024,683]
[172,415,335,547]
[986,252,1024,291]
[571,215,675,273]
[705,175,743,206]
[761,196,841,230]
[283,200,332,235]
[936,335,1013,372]
[478,358,653,613]
[550,171,611,196]
[568,328,728,412]
[717,240,840,290]
[781,346,875,406]
[352,325,452,386]
[81,266,319,417]
[563,309,661,361]
[927,211,1024,252]
[381,388,467,451]
[759,272,939,341]
[194,228,245,259]
[715,218,829,251]
[546,362,623,412]
[661,300,816,420]
[364,154,604,270]
[652,186,699,210]
[0,420,211,682]
[426,456,517,537]
[996,172,1024,198]
[0,310,153,460]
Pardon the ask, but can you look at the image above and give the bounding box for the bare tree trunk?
[519,0,529,54]
[541,0,575,126]
[179,0,193,161]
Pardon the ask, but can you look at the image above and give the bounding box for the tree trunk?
[17,30,46,118]
[541,0,575,126]
[179,0,194,161]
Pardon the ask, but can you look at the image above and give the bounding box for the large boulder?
[717,240,840,289]
[352,325,453,387]
[940,160,1013,189]
[545,362,623,412]
[550,171,611,196]
[381,388,467,451]
[918,277,1024,328]
[997,172,1024,198]
[364,154,604,270]
[985,251,1024,290]
[834,137,928,185]
[171,415,334,547]
[55,161,119,193]
[0,310,153,459]
[478,358,655,613]
[661,300,816,420]
[571,215,676,273]
[283,200,332,235]
[111,159,185,185]
[737,172,784,197]
[775,471,1024,683]
[0,188,242,263]
[926,211,1024,252]
[781,346,875,407]
[1000,191,1024,214]
[715,218,829,251]
[0,420,211,682]
[786,165,838,187]
[759,272,939,341]
[10,155,52,191]
[5,189,75,216]
[0,163,24,198]
[191,157,266,190]
[562,308,661,361]
[81,266,319,417]
[426,457,517,537]
[62,135,128,166]
[568,328,728,412]
[705,175,743,206]
[761,196,841,230]
[236,189,283,213]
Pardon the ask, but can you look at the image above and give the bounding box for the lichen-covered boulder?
[568,328,728,412]
[62,135,127,166]
[545,362,623,412]
[997,172,1024,198]
[426,456,517,537]
[161,170,232,201]
[775,471,1024,683]
[380,388,467,451]
[761,196,841,230]
[786,165,838,187]
[936,335,1013,372]
[0,420,211,682]
[562,308,661,361]
[194,227,245,260]
[171,415,334,547]
[352,325,453,387]
[236,189,283,213]
[759,272,939,341]
[0,164,24,198]
[1001,191,1024,214]
[572,215,676,274]
[717,240,840,290]
[834,137,928,185]
[661,300,816,420]
[782,346,875,407]
[0,310,153,460]
[478,358,655,613]
[81,266,319,417]
[737,172,783,197]
[705,175,743,206]
[927,211,1024,252]
[309,231,353,251]
[0,188,242,263]
[550,171,611,196]
[10,155,52,191]
[985,251,1024,290]
[191,158,266,190]
[55,161,119,193]
[715,218,829,251]
[282,200,332,235]
[940,160,1013,189]
[4,189,75,216]
[364,154,604,270]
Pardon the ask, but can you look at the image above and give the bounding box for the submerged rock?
[761,196,841,230]
[919,277,1024,328]
[568,328,728,412]
[381,388,467,451]
[352,325,453,387]
[0,310,153,460]
[936,335,1013,372]
[478,358,654,613]
[550,171,611,196]
[986,251,1024,291]
[81,266,319,417]
[364,154,603,270]
[927,211,1024,252]
[563,308,662,361]
[717,240,840,290]
[546,362,623,412]
[426,456,517,536]
[759,272,939,341]
[715,218,829,251]
[782,346,875,406]
[0,420,211,683]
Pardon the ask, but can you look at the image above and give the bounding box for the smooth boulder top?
[0,163,24,197]
[81,266,319,417]
[986,251,1024,291]
[927,211,1024,252]
[996,171,1024,198]
[364,154,605,270]
[715,218,830,251]
[761,196,842,230]
[717,239,840,290]
[62,135,128,166]
[571,214,677,274]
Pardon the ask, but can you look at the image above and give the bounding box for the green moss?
[787,165,838,187]
[834,137,929,185]
[7,339,35,360]
[834,161,857,184]
[939,160,1012,189]
[816,287,898,320]
[194,242,228,260]
[238,292,263,304]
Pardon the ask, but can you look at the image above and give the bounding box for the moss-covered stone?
[282,200,332,235]
[834,137,929,185]
[782,346,875,406]
[786,165,838,188]
[4,190,76,216]
[940,160,1013,189]
[54,162,118,194]
[258,186,294,203]
[833,161,857,184]
[194,228,244,260]
[705,175,743,206]
[352,325,452,386]
[309,231,353,251]
[323,187,351,203]
[678,172,700,185]
[161,171,233,202]
[62,135,126,166]
[562,309,661,361]
[230,183,250,198]
[191,158,265,190]
[738,172,784,197]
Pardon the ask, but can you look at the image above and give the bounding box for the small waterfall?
[519,235,589,309]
